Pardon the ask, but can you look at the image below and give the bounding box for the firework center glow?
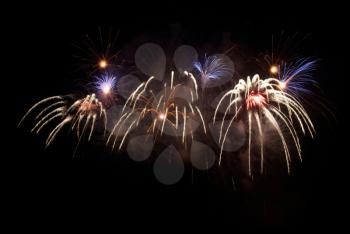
[99,60,108,69]
[96,75,116,95]
[158,113,166,120]
[246,91,267,109]
[101,83,111,94]
[279,81,287,90]
[270,65,279,74]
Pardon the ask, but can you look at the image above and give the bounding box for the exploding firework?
[214,74,315,175]
[18,94,107,149]
[93,72,118,106]
[276,58,317,95]
[194,55,234,90]
[96,74,116,95]
[18,33,326,185]
[99,59,108,69]
[270,65,279,75]
[72,28,121,75]
[107,71,206,150]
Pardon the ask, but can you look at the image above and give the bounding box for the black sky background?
[5,3,348,230]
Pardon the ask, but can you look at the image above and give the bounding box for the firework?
[18,93,107,149]
[107,71,206,150]
[270,65,279,74]
[99,59,108,69]
[276,58,317,95]
[94,73,117,96]
[194,55,234,89]
[72,28,121,75]
[18,34,326,184]
[214,74,315,175]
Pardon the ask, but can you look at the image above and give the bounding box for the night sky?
[6,3,347,230]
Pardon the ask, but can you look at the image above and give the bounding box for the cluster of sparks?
[95,73,117,95]
[19,94,107,149]
[107,71,206,150]
[194,55,234,89]
[213,74,315,174]
[19,51,321,175]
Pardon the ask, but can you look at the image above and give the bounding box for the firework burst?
[194,55,234,90]
[18,33,326,184]
[276,58,318,95]
[95,73,117,95]
[91,72,118,107]
[214,74,315,175]
[72,28,121,75]
[107,71,206,150]
[18,93,107,149]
